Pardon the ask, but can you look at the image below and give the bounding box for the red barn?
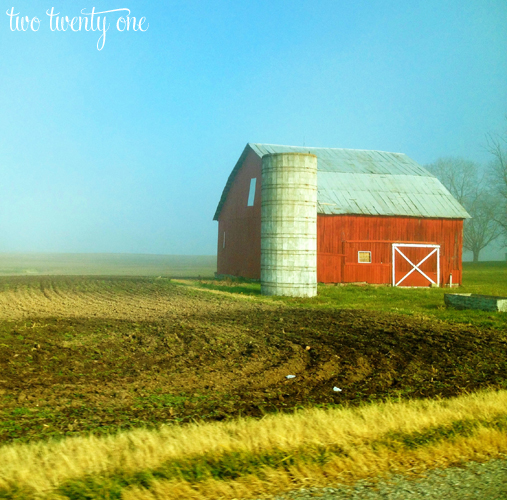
[213,144,469,287]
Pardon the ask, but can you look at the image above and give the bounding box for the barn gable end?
[216,147,262,279]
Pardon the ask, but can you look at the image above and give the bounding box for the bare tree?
[486,125,507,241]
[462,195,502,262]
[425,157,478,206]
[425,157,501,262]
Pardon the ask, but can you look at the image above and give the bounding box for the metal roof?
[213,143,470,220]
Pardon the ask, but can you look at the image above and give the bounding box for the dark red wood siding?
[317,215,463,286]
[216,150,262,278]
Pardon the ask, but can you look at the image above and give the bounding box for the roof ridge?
[248,142,406,156]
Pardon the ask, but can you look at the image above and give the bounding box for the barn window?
[223,231,226,249]
[358,251,371,263]
[247,178,257,206]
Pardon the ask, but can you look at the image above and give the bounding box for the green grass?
[197,278,260,296]
[462,261,507,293]
[197,262,507,331]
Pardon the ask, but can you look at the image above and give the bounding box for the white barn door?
[392,243,440,287]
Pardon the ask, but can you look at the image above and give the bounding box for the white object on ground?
[333,387,342,392]
[286,375,296,379]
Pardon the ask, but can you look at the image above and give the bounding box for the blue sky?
[0,0,506,255]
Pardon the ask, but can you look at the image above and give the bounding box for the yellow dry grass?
[124,430,507,500]
[1,389,506,499]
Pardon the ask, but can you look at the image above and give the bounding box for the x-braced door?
[392,244,440,287]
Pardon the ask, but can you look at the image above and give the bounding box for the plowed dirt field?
[0,276,506,444]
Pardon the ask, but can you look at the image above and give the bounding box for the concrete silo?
[260,153,318,297]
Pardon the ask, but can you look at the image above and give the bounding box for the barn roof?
[213,143,470,220]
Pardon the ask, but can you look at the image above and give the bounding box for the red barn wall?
[217,150,262,278]
[317,215,463,286]
[217,157,464,286]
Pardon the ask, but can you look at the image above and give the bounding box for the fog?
[1,1,506,256]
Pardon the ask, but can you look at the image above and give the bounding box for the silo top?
[262,152,317,158]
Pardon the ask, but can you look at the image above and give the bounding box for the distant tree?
[486,124,507,243]
[462,195,502,263]
[425,157,501,262]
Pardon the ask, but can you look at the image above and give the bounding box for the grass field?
[0,258,505,499]
[197,261,507,331]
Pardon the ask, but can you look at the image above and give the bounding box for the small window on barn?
[223,231,226,249]
[247,178,257,206]
[358,251,371,263]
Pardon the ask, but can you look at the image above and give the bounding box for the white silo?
[261,153,318,297]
